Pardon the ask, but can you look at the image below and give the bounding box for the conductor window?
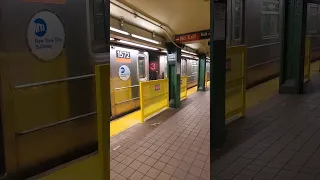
[90,0,108,53]
[261,0,280,38]
[138,55,146,79]
[307,4,319,34]
[232,0,243,41]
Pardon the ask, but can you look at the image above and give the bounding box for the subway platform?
[33,62,320,180]
[212,71,320,179]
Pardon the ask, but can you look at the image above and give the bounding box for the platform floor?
[212,70,320,179]
[32,62,320,180]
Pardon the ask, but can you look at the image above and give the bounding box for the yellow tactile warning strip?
[35,62,320,180]
[246,61,319,109]
[110,110,140,137]
[187,85,198,96]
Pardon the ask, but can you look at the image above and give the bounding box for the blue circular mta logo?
[34,18,47,37]
[120,67,125,73]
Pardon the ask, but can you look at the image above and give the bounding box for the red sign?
[154,84,160,91]
[175,30,210,43]
[175,33,201,43]
[149,62,158,72]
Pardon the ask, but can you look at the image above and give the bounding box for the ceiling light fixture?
[110,38,115,41]
[110,27,130,35]
[181,50,197,56]
[131,34,160,44]
[181,54,194,59]
[161,50,168,53]
[118,40,159,51]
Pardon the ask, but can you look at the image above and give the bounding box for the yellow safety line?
[110,110,140,137]
[187,86,198,96]
[246,61,319,109]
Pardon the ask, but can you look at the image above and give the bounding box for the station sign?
[175,30,210,43]
[167,54,177,65]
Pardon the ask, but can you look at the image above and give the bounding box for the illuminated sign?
[175,30,210,43]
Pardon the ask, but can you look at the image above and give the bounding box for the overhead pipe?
[110,0,184,51]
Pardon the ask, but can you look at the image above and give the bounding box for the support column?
[210,0,227,151]
[166,43,181,108]
[198,54,207,91]
[279,0,307,94]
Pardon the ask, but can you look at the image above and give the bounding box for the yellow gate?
[180,76,187,100]
[140,79,169,123]
[304,35,311,82]
[225,46,247,121]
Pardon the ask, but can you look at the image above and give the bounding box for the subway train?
[110,44,205,119]
[243,1,320,87]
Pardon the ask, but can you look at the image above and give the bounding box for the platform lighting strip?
[110,27,160,45]
[181,50,197,56]
[110,27,130,35]
[161,50,168,53]
[182,54,195,59]
[110,38,115,41]
[118,40,159,51]
[131,34,160,44]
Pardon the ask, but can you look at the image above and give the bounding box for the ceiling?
[110,0,210,53]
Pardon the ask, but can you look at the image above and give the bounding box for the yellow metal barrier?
[95,64,110,180]
[140,79,169,123]
[225,46,247,121]
[180,76,188,100]
[205,72,209,89]
[304,35,311,82]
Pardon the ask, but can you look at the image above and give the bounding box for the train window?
[261,0,280,39]
[138,55,146,79]
[192,62,198,74]
[232,0,243,42]
[307,4,318,34]
[181,60,187,76]
[90,0,108,53]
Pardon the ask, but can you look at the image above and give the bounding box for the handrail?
[16,112,97,136]
[14,74,94,89]
[114,85,140,90]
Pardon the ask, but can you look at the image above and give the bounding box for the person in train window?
[149,71,157,80]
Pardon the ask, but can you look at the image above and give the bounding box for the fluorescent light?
[181,54,194,58]
[110,27,130,35]
[181,50,197,56]
[161,50,168,53]
[131,34,160,44]
[110,38,115,41]
[118,40,159,51]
